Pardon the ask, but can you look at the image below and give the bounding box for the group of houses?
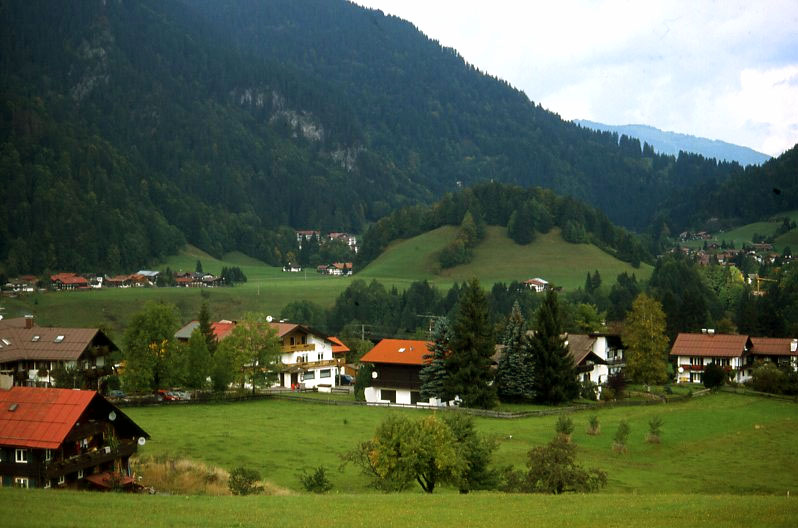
[295,230,358,253]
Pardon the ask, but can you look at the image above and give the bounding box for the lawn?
[122,392,798,495]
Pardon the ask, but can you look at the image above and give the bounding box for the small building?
[750,337,798,370]
[272,323,344,390]
[359,338,433,405]
[523,278,549,293]
[0,386,149,489]
[174,319,237,343]
[50,273,89,291]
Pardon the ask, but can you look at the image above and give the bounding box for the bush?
[646,416,663,444]
[555,415,574,442]
[228,466,263,496]
[298,466,333,494]
[580,380,598,400]
[750,361,798,395]
[613,420,630,453]
[586,415,600,435]
[703,363,726,390]
[525,436,607,493]
[606,372,626,400]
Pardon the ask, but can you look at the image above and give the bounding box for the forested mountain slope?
[1,0,794,275]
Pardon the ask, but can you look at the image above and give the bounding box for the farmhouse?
[0,386,148,489]
[671,332,754,384]
[523,278,549,292]
[359,338,434,406]
[272,323,348,390]
[750,337,798,370]
[0,316,118,390]
[50,273,89,291]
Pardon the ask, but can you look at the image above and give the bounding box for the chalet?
[671,332,753,384]
[0,387,148,489]
[0,316,117,390]
[50,273,89,291]
[272,323,347,390]
[282,263,302,273]
[3,276,37,294]
[359,338,434,406]
[328,336,356,377]
[104,275,132,288]
[750,337,798,370]
[566,333,625,385]
[523,278,549,293]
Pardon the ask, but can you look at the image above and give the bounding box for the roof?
[0,387,148,449]
[670,333,752,358]
[174,320,238,341]
[0,387,95,449]
[329,336,350,355]
[50,273,88,285]
[750,337,797,356]
[0,318,116,363]
[566,334,599,366]
[360,339,431,366]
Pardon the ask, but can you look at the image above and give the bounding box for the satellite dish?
[137,437,146,446]
[266,315,273,323]
[371,371,378,379]
[108,411,117,421]
[678,367,684,373]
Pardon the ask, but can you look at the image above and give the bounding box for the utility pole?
[416,314,445,339]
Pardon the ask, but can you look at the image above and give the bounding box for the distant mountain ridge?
[574,120,771,166]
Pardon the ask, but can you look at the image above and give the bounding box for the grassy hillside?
[682,211,798,251]
[360,225,652,289]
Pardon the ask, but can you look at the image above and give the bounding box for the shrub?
[647,416,663,444]
[228,466,263,496]
[606,372,626,400]
[298,466,333,494]
[525,436,607,493]
[750,361,798,395]
[703,363,726,390]
[613,420,630,453]
[580,380,598,400]
[586,415,600,435]
[555,415,574,442]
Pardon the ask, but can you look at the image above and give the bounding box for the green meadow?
[681,210,798,251]
[1,226,650,335]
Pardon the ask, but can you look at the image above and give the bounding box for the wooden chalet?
[49,273,89,291]
[0,316,118,390]
[0,387,148,489]
[359,339,432,405]
[671,332,753,384]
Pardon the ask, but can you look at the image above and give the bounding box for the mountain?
[574,120,771,166]
[0,0,793,276]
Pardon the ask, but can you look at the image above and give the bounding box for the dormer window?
[1,338,10,346]
[31,335,40,342]
[54,335,65,343]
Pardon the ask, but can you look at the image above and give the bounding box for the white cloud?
[355,0,798,156]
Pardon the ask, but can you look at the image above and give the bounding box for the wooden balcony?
[45,441,137,478]
[282,343,316,353]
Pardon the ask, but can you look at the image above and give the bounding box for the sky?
[354,0,798,157]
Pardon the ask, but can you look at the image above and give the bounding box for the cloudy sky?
[354,0,798,157]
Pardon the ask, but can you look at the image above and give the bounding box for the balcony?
[45,441,137,478]
[278,358,340,371]
[282,343,315,353]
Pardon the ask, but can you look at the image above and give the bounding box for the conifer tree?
[419,317,452,402]
[198,302,217,354]
[496,301,535,402]
[185,328,211,389]
[530,290,579,404]
[445,278,497,409]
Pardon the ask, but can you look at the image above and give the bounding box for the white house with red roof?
[523,278,549,293]
[0,387,148,489]
[359,338,434,405]
[271,323,348,390]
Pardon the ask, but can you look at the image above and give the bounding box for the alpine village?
[0,1,796,527]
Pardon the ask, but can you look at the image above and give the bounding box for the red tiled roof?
[360,339,431,366]
[50,273,88,285]
[0,387,96,449]
[670,333,751,358]
[329,336,350,355]
[751,337,797,356]
[212,320,237,340]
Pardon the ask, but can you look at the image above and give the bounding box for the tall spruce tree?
[530,290,579,404]
[419,317,452,402]
[495,301,535,402]
[445,278,497,409]
[198,302,217,354]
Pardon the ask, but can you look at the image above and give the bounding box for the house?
[104,275,132,288]
[670,332,754,384]
[0,386,148,489]
[282,263,302,273]
[523,278,549,293]
[50,273,89,291]
[272,323,346,390]
[750,337,798,370]
[565,333,624,385]
[174,319,237,343]
[296,230,321,249]
[328,232,358,253]
[359,338,433,405]
[0,316,118,390]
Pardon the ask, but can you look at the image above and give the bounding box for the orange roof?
[751,337,797,356]
[212,320,237,340]
[360,339,431,366]
[0,387,96,449]
[329,336,350,355]
[670,333,751,358]
[50,273,88,285]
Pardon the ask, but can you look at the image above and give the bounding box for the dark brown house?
[359,338,431,405]
[0,387,149,489]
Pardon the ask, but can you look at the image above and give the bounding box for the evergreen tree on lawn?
[419,317,452,402]
[496,301,535,402]
[530,290,579,405]
[445,278,497,409]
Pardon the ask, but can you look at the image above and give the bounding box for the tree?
[184,328,211,390]
[622,294,670,385]
[495,301,535,402]
[702,362,726,390]
[530,290,579,404]
[216,313,281,393]
[198,302,217,354]
[419,317,451,402]
[523,436,607,493]
[445,278,497,408]
[122,302,181,392]
[195,259,203,273]
[507,202,535,245]
[441,413,498,493]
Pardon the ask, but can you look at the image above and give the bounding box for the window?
[45,449,52,461]
[290,336,295,346]
[54,335,64,343]
[410,391,420,405]
[44,480,52,489]
[15,448,28,463]
[14,477,29,488]
[301,335,307,345]
[380,389,396,403]
[303,370,315,380]
[690,357,704,366]
[319,369,331,378]
[58,475,65,485]
[317,353,323,361]
[77,469,84,479]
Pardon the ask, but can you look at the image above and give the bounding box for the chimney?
[791,339,797,353]
[708,329,715,335]
[24,314,34,329]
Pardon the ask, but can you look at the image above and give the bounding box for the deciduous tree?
[216,313,281,393]
[622,293,670,385]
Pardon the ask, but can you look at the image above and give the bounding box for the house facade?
[0,316,118,390]
[359,338,434,405]
[671,332,754,384]
[272,323,347,390]
[0,387,148,489]
[523,278,549,292]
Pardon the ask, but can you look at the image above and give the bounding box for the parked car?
[339,374,354,385]
[156,389,179,401]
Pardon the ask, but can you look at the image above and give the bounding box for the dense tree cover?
[122,302,182,392]
[495,302,535,402]
[5,1,793,275]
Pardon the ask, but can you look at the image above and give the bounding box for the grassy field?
[122,392,798,495]
[0,489,795,528]
[1,227,649,335]
[681,210,798,251]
